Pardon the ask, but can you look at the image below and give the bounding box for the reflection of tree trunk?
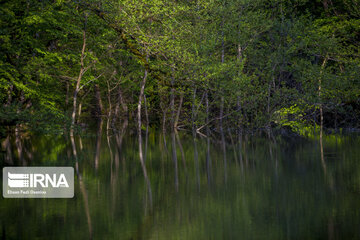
[107,124,117,216]
[137,65,153,208]
[2,135,13,164]
[112,140,119,211]
[328,216,334,240]
[221,135,227,183]
[228,128,238,166]
[171,131,179,192]
[320,130,327,175]
[144,95,149,163]
[70,134,92,239]
[175,131,188,178]
[115,119,127,181]
[144,124,149,163]
[79,178,92,239]
[237,119,244,173]
[94,119,103,172]
[206,134,211,186]
[192,129,200,191]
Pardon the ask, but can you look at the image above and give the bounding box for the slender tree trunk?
[113,92,120,127]
[192,86,197,131]
[2,135,13,164]
[144,95,149,126]
[70,23,86,137]
[77,102,82,124]
[162,110,167,134]
[170,67,176,129]
[205,91,209,133]
[174,92,184,129]
[220,96,224,132]
[267,82,272,138]
[15,124,24,165]
[106,80,112,135]
[220,16,227,181]
[65,81,69,107]
[94,83,103,120]
[319,55,328,176]
[236,96,242,140]
[319,55,328,138]
[112,85,127,127]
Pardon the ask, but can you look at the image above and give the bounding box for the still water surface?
[1,129,360,239]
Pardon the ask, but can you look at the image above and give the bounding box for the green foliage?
[0,0,359,135]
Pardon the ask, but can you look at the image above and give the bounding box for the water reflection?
[1,129,360,239]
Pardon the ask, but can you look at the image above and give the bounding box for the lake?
[1,127,360,239]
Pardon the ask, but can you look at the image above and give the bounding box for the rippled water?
[1,128,360,239]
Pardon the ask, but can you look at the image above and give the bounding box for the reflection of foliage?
[1,132,360,239]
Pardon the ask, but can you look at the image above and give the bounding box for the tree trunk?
[144,95,149,126]
[2,135,13,165]
[15,124,24,165]
[94,83,103,120]
[319,55,328,138]
[77,102,82,123]
[169,64,178,130]
[174,92,184,129]
[106,80,112,135]
[70,24,86,137]
[192,86,197,131]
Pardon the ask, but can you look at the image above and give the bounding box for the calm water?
[1,128,360,240]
